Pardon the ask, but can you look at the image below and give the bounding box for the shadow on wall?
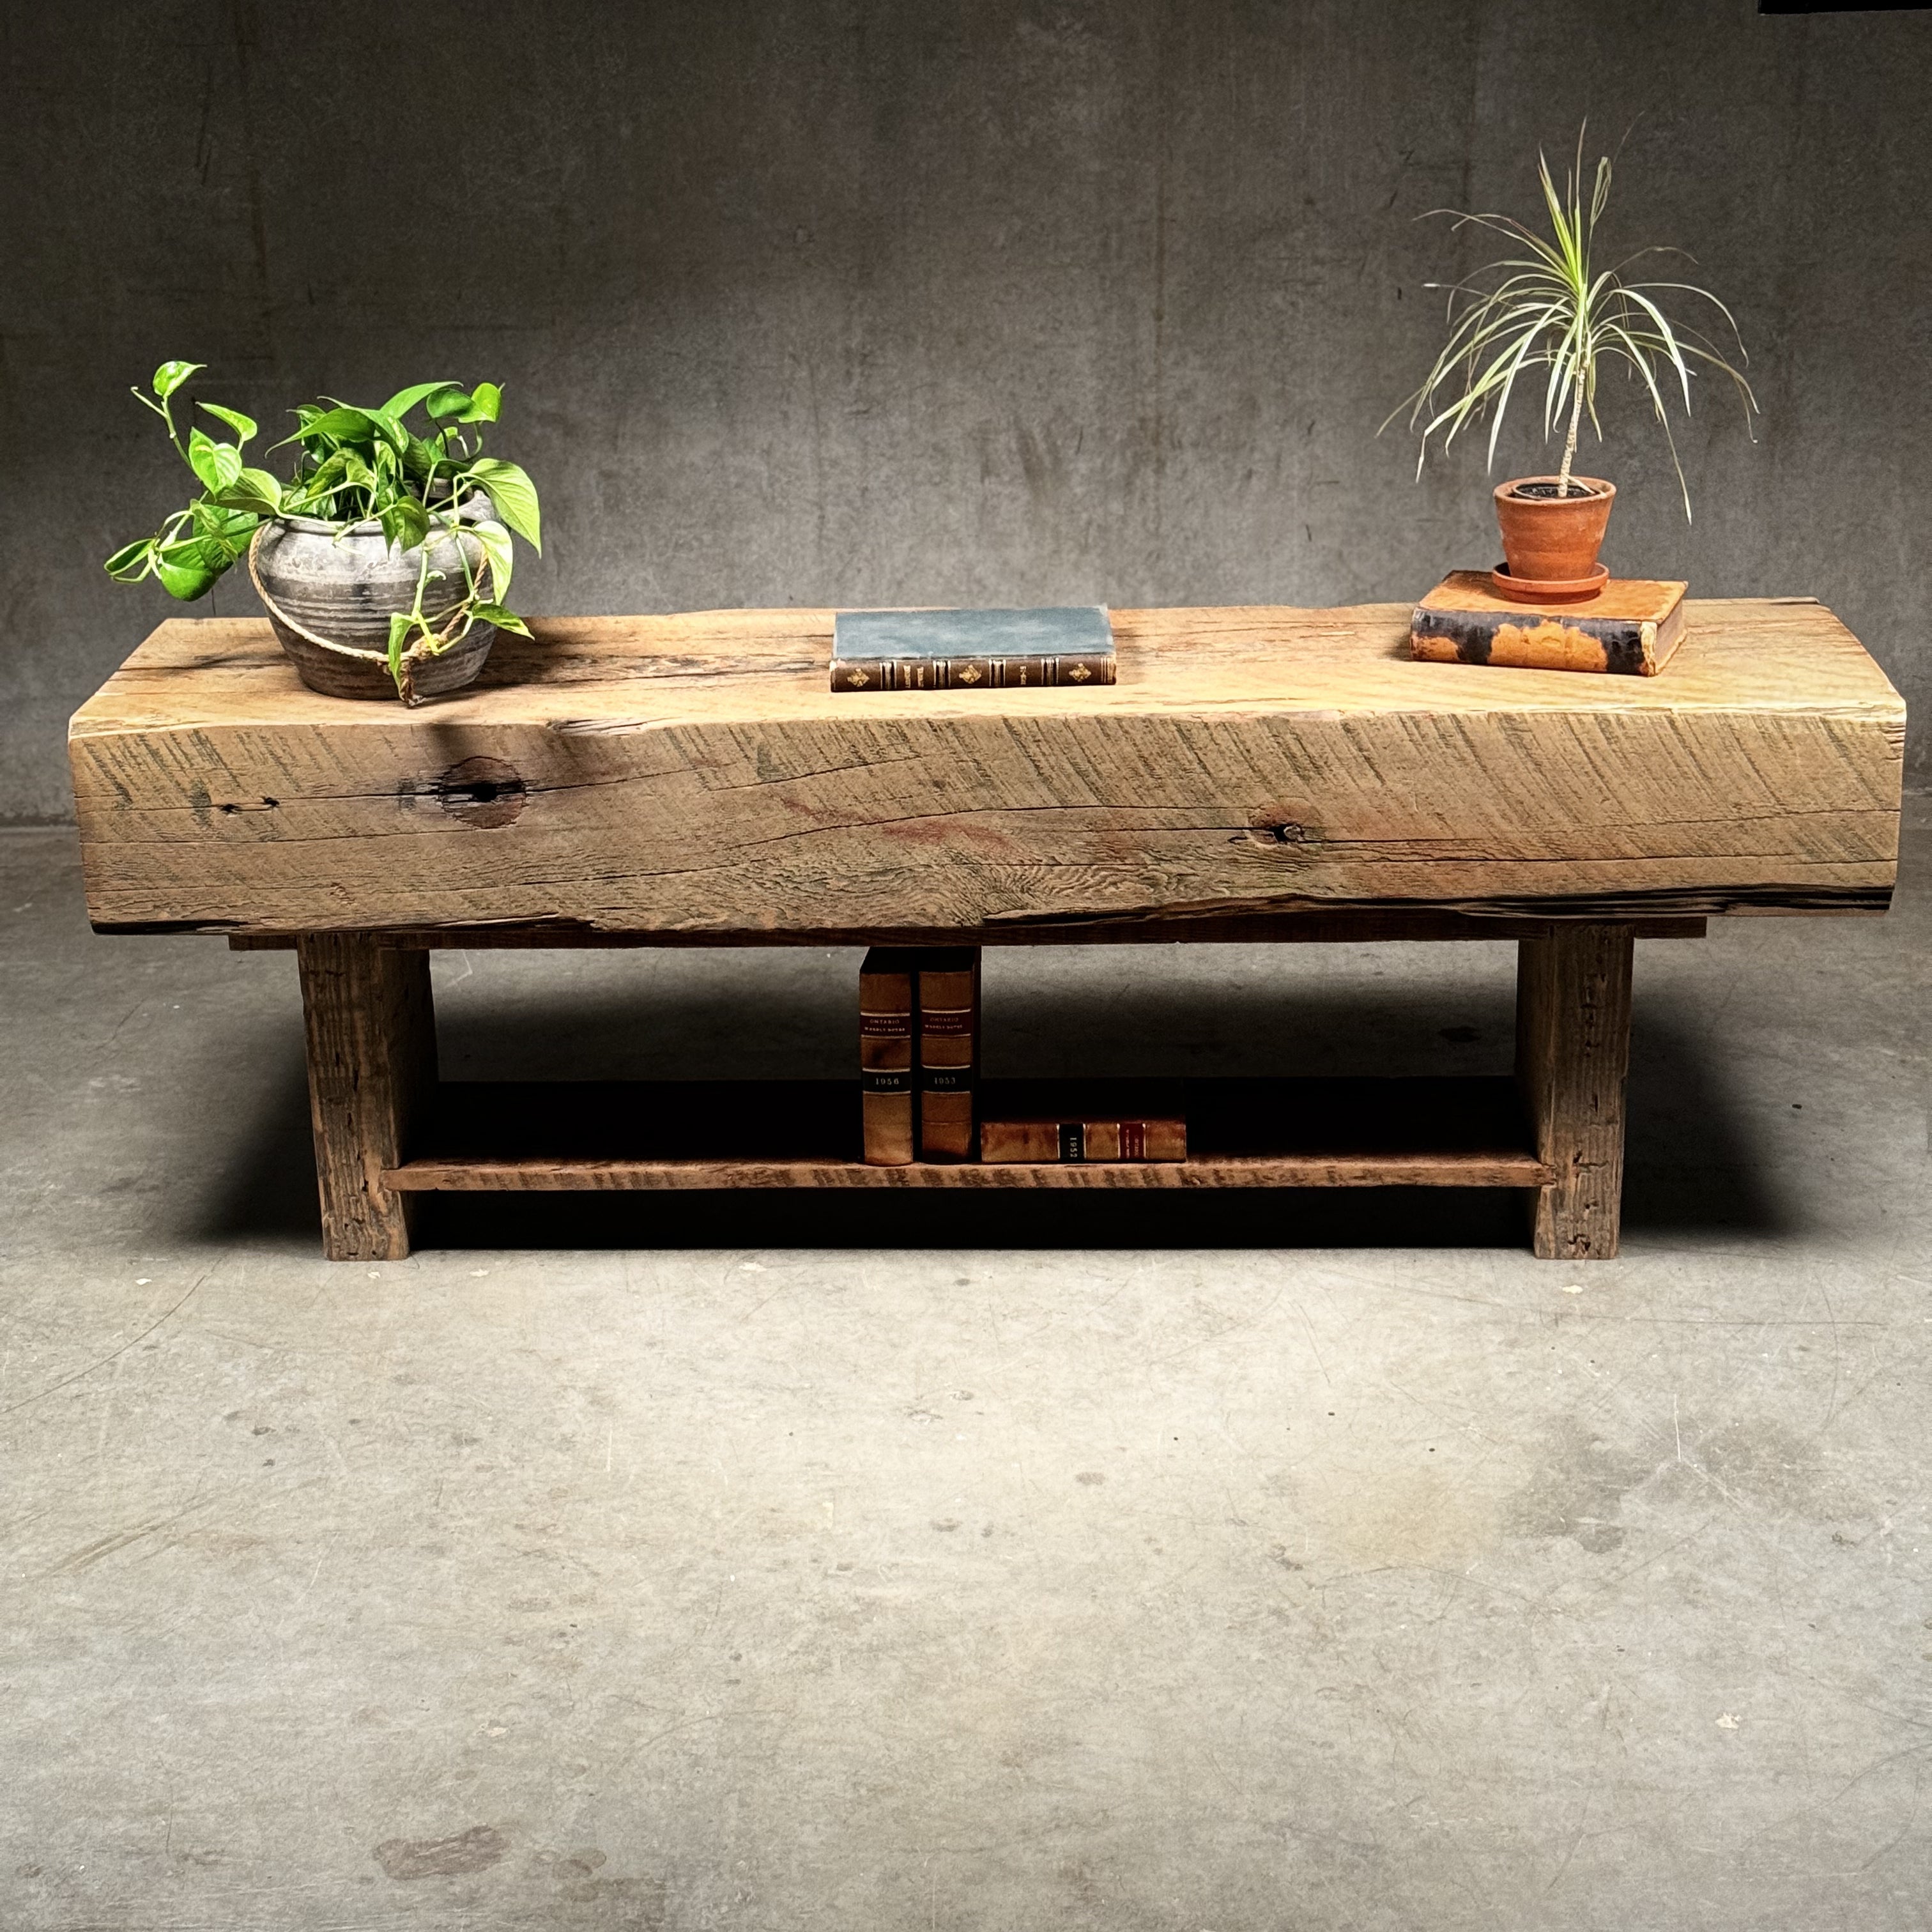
[193,981,1788,1253]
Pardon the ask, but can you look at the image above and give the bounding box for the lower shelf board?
[382,1077,1552,1192]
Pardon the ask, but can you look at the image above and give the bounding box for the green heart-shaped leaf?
[367,409,409,454]
[295,406,376,447]
[152,360,204,400]
[470,602,531,637]
[380,380,457,419]
[457,381,502,424]
[473,519,514,603]
[188,429,243,495]
[388,611,414,684]
[154,541,221,599]
[215,468,282,515]
[103,539,155,580]
[464,459,540,551]
[379,499,431,553]
[197,401,257,441]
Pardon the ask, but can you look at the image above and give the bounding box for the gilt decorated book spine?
[917,949,981,1162]
[979,1114,1187,1163]
[859,947,919,1166]
[831,606,1117,693]
[831,655,1114,693]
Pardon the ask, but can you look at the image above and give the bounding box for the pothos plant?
[105,362,541,693]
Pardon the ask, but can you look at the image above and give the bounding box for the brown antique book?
[1409,571,1689,675]
[831,607,1116,692]
[859,947,919,1165]
[917,948,981,1161]
[980,1085,1186,1164]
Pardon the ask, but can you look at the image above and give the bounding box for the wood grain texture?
[1516,926,1634,1261]
[296,935,436,1260]
[376,1076,1551,1192]
[71,601,1902,936]
[226,912,1708,948]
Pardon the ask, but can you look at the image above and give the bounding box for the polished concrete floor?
[3,820,1929,1931]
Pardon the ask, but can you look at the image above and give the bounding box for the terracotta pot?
[249,489,500,702]
[1493,477,1615,585]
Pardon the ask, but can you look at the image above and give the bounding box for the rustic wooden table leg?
[1516,923,1635,1261]
[296,935,436,1261]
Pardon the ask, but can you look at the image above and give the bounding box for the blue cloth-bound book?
[831,606,1116,693]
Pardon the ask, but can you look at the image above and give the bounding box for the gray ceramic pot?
[250,489,499,701]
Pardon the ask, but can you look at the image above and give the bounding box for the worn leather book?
[1410,571,1689,675]
[980,1083,1186,1163]
[859,947,919,1165]
[917,947,980,1161]
[831,606,1116,692]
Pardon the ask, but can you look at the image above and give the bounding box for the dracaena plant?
[105,361,541,691]
[1388,134,1757,518]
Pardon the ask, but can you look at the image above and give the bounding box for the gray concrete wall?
[4,0,1928,822]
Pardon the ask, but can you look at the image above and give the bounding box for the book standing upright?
[917,949,980,1161]
[859,948,919,1165]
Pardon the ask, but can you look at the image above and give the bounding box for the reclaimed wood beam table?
[68,601,1903,1263]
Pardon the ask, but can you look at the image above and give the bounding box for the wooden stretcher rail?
[378,1076,1554,1192]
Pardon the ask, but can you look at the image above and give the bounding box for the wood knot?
[433,756,526,828]
[1246,809,1310,848]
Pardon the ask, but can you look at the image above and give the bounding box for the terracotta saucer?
[1483,560,1607,602]
[1491,561,1609,603]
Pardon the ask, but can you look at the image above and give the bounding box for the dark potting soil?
[1508,480,1608,500]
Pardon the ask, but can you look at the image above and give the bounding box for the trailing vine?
[107,364,542,694]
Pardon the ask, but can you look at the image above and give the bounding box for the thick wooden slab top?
[70,601,1903,935]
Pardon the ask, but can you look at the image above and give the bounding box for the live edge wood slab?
[70,600,1903,1262]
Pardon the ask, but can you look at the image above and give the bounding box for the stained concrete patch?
[1326,1465,1505,1570]
[534,1849,666,1919]
[1506,1415,1657,1554]
[1692,1416,1830,1517]
[1508,1413,1839,1556]
[373,1825,507,1880]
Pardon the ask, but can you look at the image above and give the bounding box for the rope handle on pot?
[245,521,493,706]
[245,525,389,663]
